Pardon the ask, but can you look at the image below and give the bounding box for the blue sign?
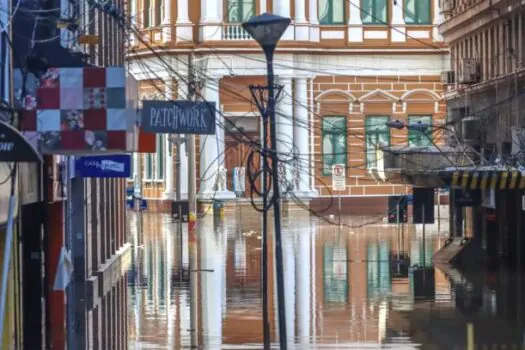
[75,155,131,178]
[141,100,216,135]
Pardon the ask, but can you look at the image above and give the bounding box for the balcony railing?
[223,24,251,40]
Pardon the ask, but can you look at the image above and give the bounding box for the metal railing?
[223,23,251,40]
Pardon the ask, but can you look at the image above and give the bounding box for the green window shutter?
[145,154,153,180]
[322,116,347,175]
[408,116,432,147]
[405,0,431,24]
[365,116,390,169]
[156,135,165,180]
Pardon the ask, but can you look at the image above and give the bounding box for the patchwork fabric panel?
[15,67,136,154]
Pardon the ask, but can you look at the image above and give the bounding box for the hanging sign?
[0,121,42,163]
[332,164,346,191]
[141,100,216,135]
[75,154,131,178]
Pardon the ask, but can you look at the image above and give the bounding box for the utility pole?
[187,52,198,349]
[187,53,198,216]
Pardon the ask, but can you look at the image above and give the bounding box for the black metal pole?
[265,47,287,349]
[261,108,270,349]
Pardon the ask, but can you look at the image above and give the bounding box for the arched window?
[227,0,254,23]
[319,0,344,25]
[361,0,387,24]
[404,0,431,24]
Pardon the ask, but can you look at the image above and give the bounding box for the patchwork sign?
[141,100,216,135]
[15,67,138,154]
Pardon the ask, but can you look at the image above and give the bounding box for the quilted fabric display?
[14,67,137,154]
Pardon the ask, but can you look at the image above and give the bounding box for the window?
[156,0,163,26]
[404,0,431,25]
[227,0,254,23]
[365,116,390,169]
[143,0,150,27]
[361,0,387,24]
[319,0,345,25]
[322,116,347,175]
[408,116,432,147]
[144,134,165,181]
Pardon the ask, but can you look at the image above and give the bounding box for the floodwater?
[126,208,525,349]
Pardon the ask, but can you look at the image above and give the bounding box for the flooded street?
[126,208,525,349]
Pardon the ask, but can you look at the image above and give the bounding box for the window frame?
[365,116,390,169]
[144,134,165,182]
[361,0,388,25]
[404,0,431,25]
[321,116,348,176]
[226,0,255,23]
[319,0,346,25]
[407,115,433,147]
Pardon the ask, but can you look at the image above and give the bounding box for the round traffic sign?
[333,165,344,176]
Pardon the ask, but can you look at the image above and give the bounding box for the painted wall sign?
[75,154,131,178]
[0,121,41,163]
[141,100,216,135]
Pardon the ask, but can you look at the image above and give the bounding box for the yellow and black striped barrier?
[448,170,525,190]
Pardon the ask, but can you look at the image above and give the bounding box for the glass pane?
[404,0,416,24]
[319,0,331,24]
[375,0,387,23]
[143,0,150,27]
[417,0,431,24]
[408,116,432,147]
[227,0,240,22]
[332,0,345,24]
[322,117,346,174]
[242,0,254,21]
[361,0,373,23]
[366,116,389,168]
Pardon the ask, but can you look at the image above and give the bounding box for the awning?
[447,169,525,190]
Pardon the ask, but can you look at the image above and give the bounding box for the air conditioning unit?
[462,116,482,145]
[440,0,455,14]
[441,71,455,85]
[459,58,480,84]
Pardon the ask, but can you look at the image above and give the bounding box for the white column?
[296,218,311,346]
[295,0,309,40]
[161,0,171,41]
[391,0,406,42]
[308,0,319,41]
[283,228,295,349]
[260,0,267,14]
[273,0,294,40]
[348,0,363,43]
[175,0,193,41]
[432,0,444,41]
[198,79,234,200]
[275,76,295,194]
[200,217,222,349]
[200,0,223,41]
[293,77,316,197]
[163,80,174,199]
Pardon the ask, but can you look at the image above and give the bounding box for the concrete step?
[433,237,470,264]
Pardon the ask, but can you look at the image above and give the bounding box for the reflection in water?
[127,210,525,348]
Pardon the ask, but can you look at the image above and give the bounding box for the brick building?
[127,0,449,213]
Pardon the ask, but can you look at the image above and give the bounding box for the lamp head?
[242,13,291,49]
[407,121,432,132]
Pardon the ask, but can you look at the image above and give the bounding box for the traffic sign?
[332,164,346,191]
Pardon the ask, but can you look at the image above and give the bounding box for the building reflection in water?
[127,210,525,348]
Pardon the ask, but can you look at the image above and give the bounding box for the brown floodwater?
[126,208,525,349]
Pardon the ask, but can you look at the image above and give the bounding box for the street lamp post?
[243,13,291,350]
